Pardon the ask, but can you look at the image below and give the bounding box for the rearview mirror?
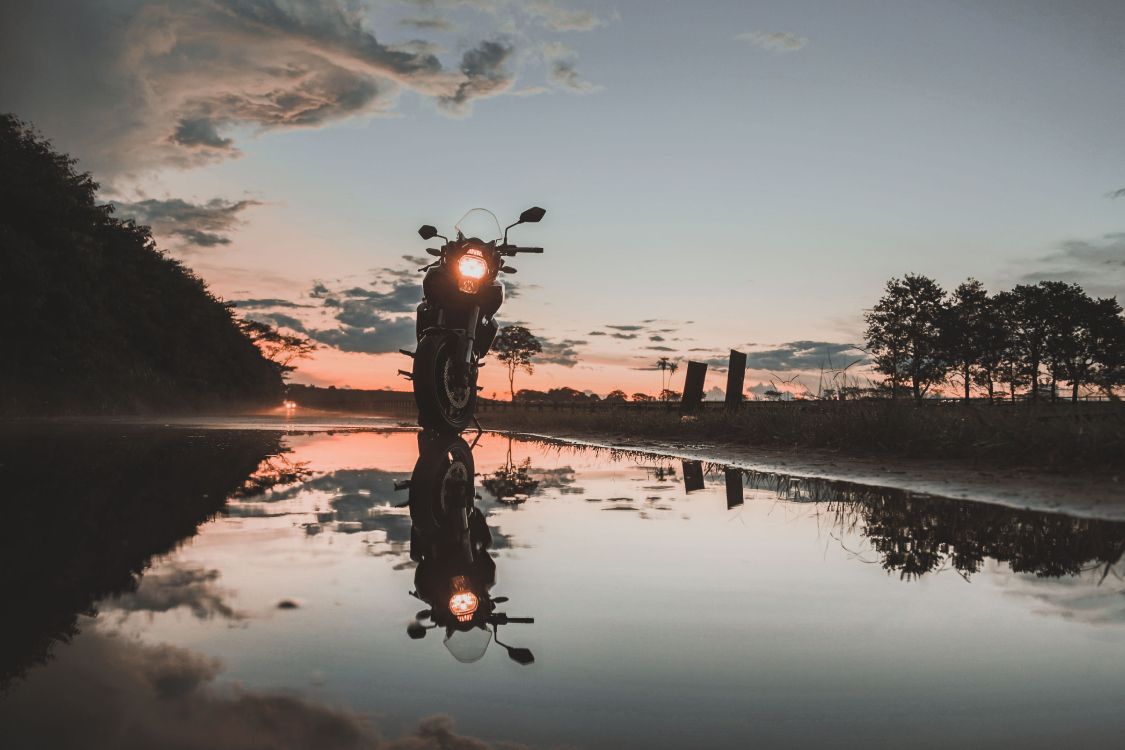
[427,248,441,256]
[506,646,535,665]
[418,225,438,240]
[518,207,546,224]
[407,621,428,640]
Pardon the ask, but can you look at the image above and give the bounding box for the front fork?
[452,305,479,380]
[463,305,479,365]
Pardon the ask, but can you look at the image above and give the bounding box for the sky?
[2,0,1124,398]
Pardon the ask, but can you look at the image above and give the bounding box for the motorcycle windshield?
[455,208,502,243]
[443,626,492,663]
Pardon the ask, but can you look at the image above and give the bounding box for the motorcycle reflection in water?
[400,431,536,665]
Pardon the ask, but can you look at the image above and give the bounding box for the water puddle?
[2,425,1124,748]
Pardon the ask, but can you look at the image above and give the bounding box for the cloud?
[229,298,312,309]
[309,316,417,354]
[537,336,584,366]
[113,197,261,248]
[744,341,867,371]
[549,58,600,92]
[247,311,309,331]
[1106,188,1125,199]
[0,627,526,749]
[104,562,243,621]
[543,42,601,93]
[0,1,600,176]
[525,0,603,31]
[242,258,436,355]
[649,335,665,342]
[171,117,235,150]
[399,16,455,31]
[296,261,427,353]
[437,39,517,114]
[1000,566,1125,626]
[401,0,604,33]
[1017,232,1125,297]
[610,332,638,339]
[736,30,808,53]
[645,345,675,352]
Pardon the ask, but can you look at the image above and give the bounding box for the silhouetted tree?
[632,392,655,402]
[866,274,1122,402]
[1090,296,1125,399]
[1004,283,1056,402]
[494,325,542,401]
[604,389,627,402]
[864,275,949,401]
[945,279,990,402]
[1039,282,1098,401]
[666,361,679,401]
[655,356,673,396]
[970,292,1011,402]
[238,318,316,377]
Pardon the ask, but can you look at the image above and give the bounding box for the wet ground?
[3,423,1125,749]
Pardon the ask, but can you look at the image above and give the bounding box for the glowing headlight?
[457,252,488,280]
[449,592,479,621]
[448,576,479,622]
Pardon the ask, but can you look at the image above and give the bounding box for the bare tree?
[494,325,542,401]
[239,319,315,375]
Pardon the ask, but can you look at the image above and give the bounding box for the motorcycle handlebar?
[504,616,535,624]
[507,247,543,254]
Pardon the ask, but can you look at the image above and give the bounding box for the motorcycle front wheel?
[413,332,477,432]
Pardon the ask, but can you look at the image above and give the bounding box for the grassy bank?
[479,401,1124,472]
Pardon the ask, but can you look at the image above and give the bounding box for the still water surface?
[3,425,1125,748]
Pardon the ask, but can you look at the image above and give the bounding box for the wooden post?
[725,350,746,411]
[681,361,707,413]
[724,467,744,509]
[682,460,704,493]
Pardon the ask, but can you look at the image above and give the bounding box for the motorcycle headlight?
[449,591,479,622]
[457,252,488,281]
[448,575,479,622]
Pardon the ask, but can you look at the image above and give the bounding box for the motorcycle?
[401,431,536,665]
[404,206,546,432]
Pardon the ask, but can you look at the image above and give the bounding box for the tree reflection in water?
[724,465,1125,582]
[0,425,284,690]
[481,437,539,503]
[833,494,1125,581]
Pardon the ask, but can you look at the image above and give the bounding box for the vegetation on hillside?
[0,115,284,413]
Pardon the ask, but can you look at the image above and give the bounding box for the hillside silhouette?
[0,115,282,413]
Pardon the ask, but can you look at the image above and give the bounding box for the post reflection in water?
[402,431,536,665]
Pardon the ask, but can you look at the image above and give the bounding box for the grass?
[479,401,1125,472]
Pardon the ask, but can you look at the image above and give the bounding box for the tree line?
[865,275,1124,402]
